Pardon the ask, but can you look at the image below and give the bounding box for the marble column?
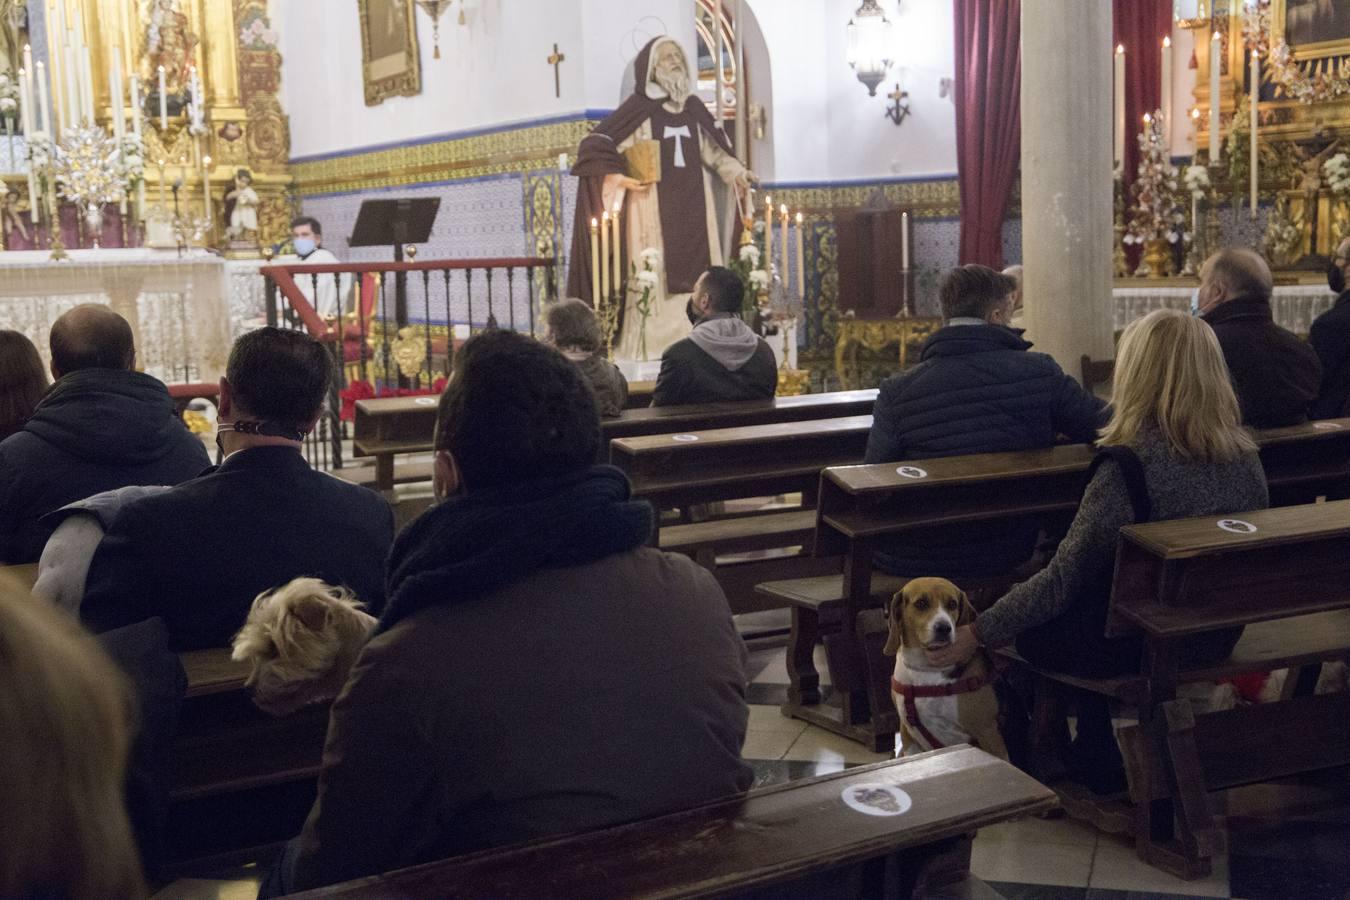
[1020,0,1116,376]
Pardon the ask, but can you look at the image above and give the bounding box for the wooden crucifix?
[547,43,566,98]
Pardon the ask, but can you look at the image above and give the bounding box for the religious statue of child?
[223,168,259,240]
[567,36,757,362]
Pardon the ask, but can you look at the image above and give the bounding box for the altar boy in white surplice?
[567,37,755,362]
[278,216,352,320]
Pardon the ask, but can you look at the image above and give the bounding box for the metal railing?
[260,257,558,468]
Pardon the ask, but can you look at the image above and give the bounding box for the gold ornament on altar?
[52,126,127,250]
[390,326,429,379]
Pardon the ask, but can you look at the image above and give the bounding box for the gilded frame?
[1273,0,1350,62]
[358,0,421,106]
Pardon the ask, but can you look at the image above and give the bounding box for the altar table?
[0,249,236,384]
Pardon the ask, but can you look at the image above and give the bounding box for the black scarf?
[377,465,654,634]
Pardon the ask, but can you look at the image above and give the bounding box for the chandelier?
[846,0,895,97]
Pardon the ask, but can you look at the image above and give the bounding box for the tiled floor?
[153,644,1350,899]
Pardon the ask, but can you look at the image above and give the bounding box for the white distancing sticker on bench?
[414,397,437,406]
[896,466,928,479]
[1314,422,1344,431]
[672,434,700,442]
[1217,519,1258,535]
[841,784,913,817]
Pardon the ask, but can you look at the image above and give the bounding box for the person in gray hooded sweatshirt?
[650,266,777,407]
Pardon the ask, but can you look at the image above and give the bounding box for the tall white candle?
[901,210,910,270]
[63,30,76,131]
[22,43,31,86]
[1250,49,1259,219]
[1114,45,1126,171]
[1161,36,1173,150]
[130,76,143,138]
[80,45,93,124]
[1209,31,1221,162]
[110,56,125,143]
[202,154,212,226]
[35,61,49,136]
[19,67,35,209]
[157,66,168,128]
[794,212,805,299]
[50,0,66,135]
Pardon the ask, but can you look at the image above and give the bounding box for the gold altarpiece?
[1194,2,1350,268]
[45,0,293,250]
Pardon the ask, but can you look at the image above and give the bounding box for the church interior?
[4,0,1350,898]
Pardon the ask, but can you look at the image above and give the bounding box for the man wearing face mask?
[285,217,352,320]
[1309,238,1350,419]
[649,266,777,407]
[79,327,393,650]
[1195,249,1321,427]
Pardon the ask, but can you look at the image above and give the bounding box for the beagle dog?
[882,577,1009,760]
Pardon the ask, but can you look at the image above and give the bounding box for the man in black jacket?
[1199,248,1321,428]
[80,327,394,650]
[650,266,777,407]
[0,306,209,564]
[1310,237,1350,419]
[865,265,1106,576]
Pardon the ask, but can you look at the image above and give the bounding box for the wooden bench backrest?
[352,389,879,457]
[612,416,873,506]
[815,418,1350,554]
[284,747,1055,900]
[1107,498,1350,639]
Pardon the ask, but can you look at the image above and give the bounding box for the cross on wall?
[547,43,566,98]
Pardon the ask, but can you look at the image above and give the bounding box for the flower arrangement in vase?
[629,247,661,361]
[1122,110,1185,277]
[1325,152,1350,247]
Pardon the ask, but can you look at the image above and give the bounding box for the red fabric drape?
[954,0,1021,269]
[1114,0,1172,199]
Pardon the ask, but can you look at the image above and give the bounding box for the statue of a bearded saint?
[567,37,756,360]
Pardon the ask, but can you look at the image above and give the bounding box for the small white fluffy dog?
[231,578,377,717]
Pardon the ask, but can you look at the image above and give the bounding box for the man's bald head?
[49,305,136,378]
[1200,248,1274,308]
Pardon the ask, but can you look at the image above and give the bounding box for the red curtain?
[1114,0,1173,198]
[954,0,1021,269]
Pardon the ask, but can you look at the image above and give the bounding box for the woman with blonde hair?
[929,308,1268,791]
[0,575,145,899]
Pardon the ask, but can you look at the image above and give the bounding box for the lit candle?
[1250,49,1259,219]
[158,158,168,208]
[1114,44,1126,171]
[558,152,568,171]
[63,29,76,131]
[79,43,93,124]
[600,210,611,300]
[18,67,35,209]
[901,210,911,270]
[1209,32,1221,162]
[779,203,789,288]
[794,212,805,300]
[589,217,600,304]
[1161,36,1173,149]
[35,61,49,136]
[50,0,65,134]
[611,201,622,304]
[130,75,145,217]
[764,194,773,278]
[111,53,126,215]
[158,65,167,129]
[21,43,31,87]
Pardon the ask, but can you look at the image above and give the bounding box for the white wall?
[748,0,958,184]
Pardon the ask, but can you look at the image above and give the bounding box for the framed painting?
[1274,0,1350,61]
[359,0,421,106]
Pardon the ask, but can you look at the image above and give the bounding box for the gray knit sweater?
[975,427,1269,646]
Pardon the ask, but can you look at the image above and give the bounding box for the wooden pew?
[350,390,879,492]
[1015,501,1350,879]
[758,418,1350,751]
[627,379,655,409]
[284,746,1056,900]
[611,416,873,614]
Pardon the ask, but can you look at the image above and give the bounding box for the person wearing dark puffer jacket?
[0,306,209,564]
[650,266,777,407]
[865,265,1106,577]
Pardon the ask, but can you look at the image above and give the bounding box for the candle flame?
[796,212,804,223]
[203,155,211,166]
[1143,113,1152,123]
[1116,44,1125,55]
[1191,107,1200,119]
[590,217,598,227]
[1163,36,1171,48]
[612,201,621,213]
[602,210,610,222]
[1212,31,1221,41]
[157,64,165,72]
[780,203,788,215]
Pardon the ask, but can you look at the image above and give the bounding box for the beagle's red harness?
[891,671,995,750]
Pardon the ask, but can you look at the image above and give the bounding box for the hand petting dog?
[925,624,980,669]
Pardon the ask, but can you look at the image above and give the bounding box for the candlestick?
[779,203,789,290]
[1114,44,1126,171]
[600,210,611,300]
[794,212,805,300]
[202,154,213,229]
[611,201,622,305]
[1250,49,1259,219]
[1209,31,1221,162]
[1161,36,1173,149]
[158,66,168,129]
[590,218,600,304]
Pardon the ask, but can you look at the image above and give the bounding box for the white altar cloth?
[0,248,232,384]
[1113,284,1335,335]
